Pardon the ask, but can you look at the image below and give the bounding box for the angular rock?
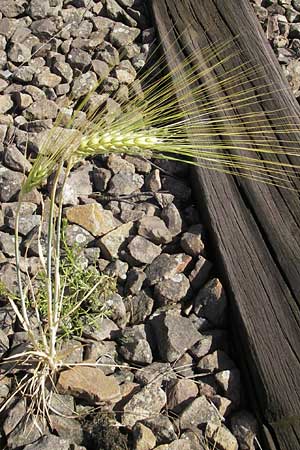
[150,310,201,362]
[122,383,166,428]
[128,236,161,265]
[197,350,236,374]
[35,67,62,88]
[0,0,26,18]
[57,366,121,405]
[98,221,134,259]
[0,231,21,257]
[8,42,31,63]
[108,172,144,195]
[93,167,112,191]
[67,47,92,70]
[125,268,146,295]
[85,340,117,375]
[161,203,182,237]
[105,0,137,26]
[134,361,175,386]
[107,153,135,174]
[205,422,238,450]
[190,330,228,359]
[64,224,94,248]
[0,263,20,295]
[145,253,191,285]
[96,41,120,67]
[105,260,129,284]
[110,22,140,47]
[6,416,46,449]
[83,316,119,341]
[125,289,154,325]
[193,278,227,327]
[145,169,161,192]
[49,415,83,445]
[114,59,136,84]
[118,324,153,365]
[24,99,58,120]
[4,145,32,173]
[154,273,190,305]
[72,71,97,98]
[137,216,172,245]
[166,379,198,413]
[0,94,13,113]
[189,256,212,291]
[211,395,233,417]
[132,422,156,450]
[230,410,258,450]
[23,435,71,450]
[180,224,205,257]
[215,368,241,405]
[179,396,221,430]
[66,203,118,237]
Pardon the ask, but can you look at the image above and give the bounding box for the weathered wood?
[151,1,300,449]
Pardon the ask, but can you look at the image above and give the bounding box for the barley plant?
[1,36,300,426]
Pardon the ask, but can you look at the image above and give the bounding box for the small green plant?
[1,37,300,425]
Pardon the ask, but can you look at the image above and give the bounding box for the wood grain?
[151,1,300,449]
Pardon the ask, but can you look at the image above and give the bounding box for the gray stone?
[211,395,233,417]
[92,59,110,79]
[145,253,192,285]
[173,352,194,378]
[93,167,112,192]
[108,172,144,195]
[114,59,137,84]
[126,289,154,325]
[142,416,177,445]
[0,18,18,39]
[161,203,182,237]
[137,216,172,245]
[67,47,92,70]
[197,350,236,373]
[205,422,238,450]
[0,0,26,18]
[189,256,212,291]
[35,67,62,88]
[179,396,221,430]
[134,361,175,386]
[215,368,241,405]
[72,71,97,99]
[105,260,129,284]
[0,329,9,358]
[49,415,83,445]
[13,92,33,109]
[52,60,73,83]
[150,310,201,362]
[98,221,134,259]
[180,224,205,257]
[180,430,207,450]
[6,416,47,448]
[125,155,152,173]
[125,268,146,295]
[49,392,75,417]
[7,42,31,64]
[57,366,121,405]
[24,99,58,120]
[3,398,26,436]
[96,41,120,67]
[166,378,198,413]
[4,145,32,173]
[64,224,94,248]
[107,153,135,174]
[0,231,21,257]
[0,305,16,334]
[190,330,228,359]
[102,76,119,92]
[23,435,71,450]
[83,316,119,341]
[0,95,13,113]
[132,422,156,450]
[230,410,258,450]
[105,0,137,26]
[85,340,117,374]
[145,169,161,192]
[128,236,161,265]
[0,167,25,202]
[28,0,50,19]
[105,292,127,327]
[154,273,190,305]
[193,278,227,327]
[118,324,153,364]
[31,18,58,40]
[122,383,166,428]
